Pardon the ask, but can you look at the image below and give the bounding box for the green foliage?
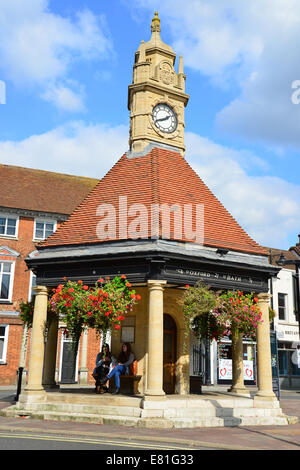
[182,283,263,344]
[49,275,140,350]
[19,275,141,352]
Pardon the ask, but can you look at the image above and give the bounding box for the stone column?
[43,315,58,387]
[79,327,89,385]
[228,328,249,396]
[144,280,166,397]
[22,286,48,401]
[254,292,276,400]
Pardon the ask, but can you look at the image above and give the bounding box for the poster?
[218,359,254,381]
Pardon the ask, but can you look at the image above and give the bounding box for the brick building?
[0,164,98,385]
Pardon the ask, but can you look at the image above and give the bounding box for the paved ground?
[0,387,299,450]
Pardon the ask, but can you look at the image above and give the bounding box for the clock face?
[152,103,178,133]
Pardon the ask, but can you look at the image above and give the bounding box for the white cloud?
[42,82,86,112]
[0,121,128,177]
[0,0,112,111]
[186,132,300,248]
[132,0,300,147]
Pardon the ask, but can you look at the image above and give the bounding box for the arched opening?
[163,314,177,394]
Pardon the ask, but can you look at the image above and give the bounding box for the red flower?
[78,280,83,284]
[121,275,126,279]
[126,282,132,288]
[68,288,74,293]
[136,294,141,300]
[114,324,120,330]
[83,285,89,290]
[185,284,189,288]
[130,294,136,299]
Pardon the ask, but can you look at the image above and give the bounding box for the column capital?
[147,280,167,288]
[33,286,48,296]
[257,292,271,303]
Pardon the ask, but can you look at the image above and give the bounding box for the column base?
[227,386,251,397]
[254,391,277,401]
[144,390,166,399]
[17,388,47,407]
[79,368,89,385]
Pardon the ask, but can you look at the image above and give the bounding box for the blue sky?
[0,0,299,249]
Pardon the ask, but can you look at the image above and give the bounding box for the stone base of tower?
[2,388,297,428]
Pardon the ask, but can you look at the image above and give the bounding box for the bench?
[109,360,142,395]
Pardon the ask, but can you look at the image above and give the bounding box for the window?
[121,317,135,343]
[28,272,37,301]
[278,293,287,320]
[0,262,14,301]
[278,343,300,377]
[0,215,18,237]
[34,220,56,240]
[0,325,9,363]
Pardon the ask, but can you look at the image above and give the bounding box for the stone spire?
[151,11,161,33]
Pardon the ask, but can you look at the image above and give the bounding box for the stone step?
[14,402,143,417]
[2,409,140,426]
[1,406,296,428]
[239,416,292,426]
[216,407,284,418]
[45,392,143,408]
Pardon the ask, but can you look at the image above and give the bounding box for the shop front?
[217,338,257,386]
[277,324,300,389]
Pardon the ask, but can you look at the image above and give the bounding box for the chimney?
[297,234,300,246]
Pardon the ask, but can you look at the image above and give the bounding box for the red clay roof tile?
[0,164,98,215]
[41,147,268,255]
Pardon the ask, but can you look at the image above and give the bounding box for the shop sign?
[166,266,263,288]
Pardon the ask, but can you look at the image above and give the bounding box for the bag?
[129,359,137,376]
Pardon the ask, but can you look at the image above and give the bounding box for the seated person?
[100,342,134,395]
[92,343,115,394]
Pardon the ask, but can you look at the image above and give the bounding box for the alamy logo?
[96,196,204,245]
[0,80,6,104]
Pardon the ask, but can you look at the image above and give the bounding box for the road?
[0,429,213,450]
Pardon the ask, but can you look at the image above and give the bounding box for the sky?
[0,0,300,250]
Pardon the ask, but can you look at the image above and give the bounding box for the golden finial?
[151,11,160,33]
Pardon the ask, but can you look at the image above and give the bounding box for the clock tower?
[128,12,189,156]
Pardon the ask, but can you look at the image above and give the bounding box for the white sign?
[219,359,254,381]
[219,359,232,380]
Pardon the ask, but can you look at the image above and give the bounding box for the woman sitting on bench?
[100,342,134,395]
[92,343,115,394]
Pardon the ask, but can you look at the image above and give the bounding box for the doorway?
[163,314,177,394]
[60,335,78,384]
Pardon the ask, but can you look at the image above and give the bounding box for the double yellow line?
[0,431,195,450]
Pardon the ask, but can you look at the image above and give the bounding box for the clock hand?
[156,115,171,122]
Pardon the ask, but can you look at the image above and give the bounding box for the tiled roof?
[0,164,98,215]
[41,147,268,255]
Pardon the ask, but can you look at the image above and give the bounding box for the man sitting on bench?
[100,342,134,395]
